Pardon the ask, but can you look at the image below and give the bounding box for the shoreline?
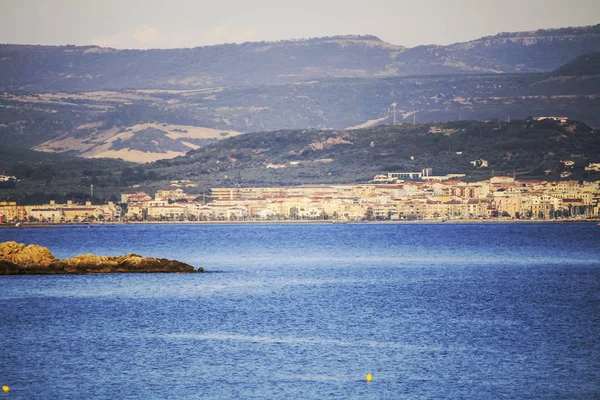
[1,218,598,228]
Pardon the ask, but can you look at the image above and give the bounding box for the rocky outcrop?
[0,241,56,268]
[0,241,201,275]
[303,135,353,152]
[0,259,21,275]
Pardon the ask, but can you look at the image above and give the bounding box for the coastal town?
[1,172,599,224]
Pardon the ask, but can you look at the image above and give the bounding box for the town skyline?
[1,176,598,224]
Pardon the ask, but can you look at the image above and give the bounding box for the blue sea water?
[1,223,599,399]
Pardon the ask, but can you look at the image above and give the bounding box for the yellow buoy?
[2,386,9,393]
[366,373,373,382]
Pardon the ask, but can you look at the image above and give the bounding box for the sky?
[0,0,598,49]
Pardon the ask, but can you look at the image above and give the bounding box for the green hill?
[554,52,600,76]
[0,146,141,204]
[146,119,600,187]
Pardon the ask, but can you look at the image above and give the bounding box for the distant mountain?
[1,25,600,164]
[399,25,600,75]
[3,54,600,164]
[0,36,404,92]
[1,25,600,91]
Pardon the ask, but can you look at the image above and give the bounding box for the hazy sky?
[0,0,598,49]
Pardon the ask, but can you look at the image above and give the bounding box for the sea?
[1,223,599,399]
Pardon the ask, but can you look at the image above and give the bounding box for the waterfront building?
[0,201,26,222]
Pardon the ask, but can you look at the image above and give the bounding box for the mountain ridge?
[0,34,392,51]
[1,24,599,92]
[4,23,598,51]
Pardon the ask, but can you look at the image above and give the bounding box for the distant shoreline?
[1,218,598,228]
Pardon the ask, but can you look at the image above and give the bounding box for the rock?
[0,241,200,275]
[0,241,56,268]
[0,259,22,275]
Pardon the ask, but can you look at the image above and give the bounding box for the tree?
[526,209,533,219]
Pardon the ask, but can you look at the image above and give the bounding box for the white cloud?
[201,25,260,45]
[87,25,260,49]
[131,26,160,44]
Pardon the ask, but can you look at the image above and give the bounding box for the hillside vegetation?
[146,119,600,186]
[0,146,141,204]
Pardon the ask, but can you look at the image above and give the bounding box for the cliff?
[0,241,201,274]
